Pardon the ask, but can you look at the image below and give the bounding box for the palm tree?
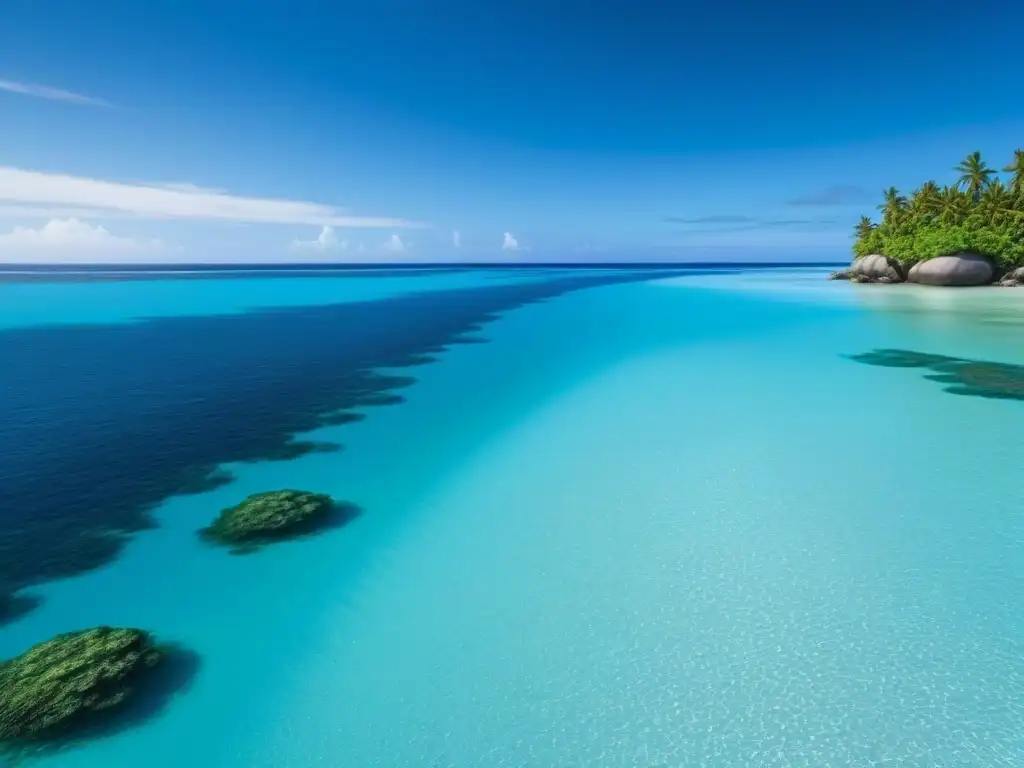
[878,186,907,226]
[854,215,875,239]
[953,151,996,202]
[1002,149,1024,196]
[938,185,971,225]
[909,180,942,221]
[919,180,941,209]
[978,179,1014,222]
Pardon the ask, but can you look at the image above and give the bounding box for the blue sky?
[0,0,1022,263]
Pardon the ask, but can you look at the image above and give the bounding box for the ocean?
[1,264,1023,767]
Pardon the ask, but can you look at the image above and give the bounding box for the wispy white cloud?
[0,204,136,220]
[381,233,407,252]
[0,218,166,261]
[502,231,520,251]
[453,229,461,248]
[0,167,424,228]
[0,79,111,108]
[142,181,230,195]
[291,225,347,251]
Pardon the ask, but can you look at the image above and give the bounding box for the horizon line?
[0,260,845,270]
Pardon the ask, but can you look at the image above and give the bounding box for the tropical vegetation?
[852,150,1024,267]
[0,627,163,745]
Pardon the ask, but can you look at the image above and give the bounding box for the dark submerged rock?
[0,627,163,745]
[849,349,1024,401]
[198,489,338,550]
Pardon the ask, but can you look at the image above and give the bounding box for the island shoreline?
[830,150,1024,287]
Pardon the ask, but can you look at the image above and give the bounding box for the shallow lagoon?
[2,266,1023,767]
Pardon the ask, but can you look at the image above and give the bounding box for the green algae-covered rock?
[0,627,163,744]
[199,489,334,549]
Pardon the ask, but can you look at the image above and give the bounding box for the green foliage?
[199,489,335,549]
[1004,150,1024,195]
[852,150,1024,267]
[853,226,884,258]
[0,627,162,744]
[954,151,997,202]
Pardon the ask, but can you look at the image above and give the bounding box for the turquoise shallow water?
[3,267,1024,767]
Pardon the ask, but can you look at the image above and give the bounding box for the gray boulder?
[998,266,1024,286]
[907,254,995,286]
[850,254,904,283]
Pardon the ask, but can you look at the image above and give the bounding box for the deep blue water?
[1,267,716,623]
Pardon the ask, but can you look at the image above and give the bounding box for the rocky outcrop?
[828,269,852,280]
[906,254,995,286]
[199,489,338,553]
[998,266,1024,287]
[850,254,905,283]
[0,627,165,743]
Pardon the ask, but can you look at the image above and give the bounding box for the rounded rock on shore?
[998,266,1024,286]
[850,254,905,282]
[907,254,995,286]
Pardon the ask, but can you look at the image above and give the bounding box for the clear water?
[2,266,1023,767]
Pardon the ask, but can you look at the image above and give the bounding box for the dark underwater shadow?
[73,644,202,740]
[0,593,43,628]
[0,269,694,616]
[1,645,201,765]
[318,411,367,426]
[847,348,1024,401]
[449,335,490,345]
[174,467,237,496]
[219,500,364,556]
[247,440,344,463]
[281,499,362,538]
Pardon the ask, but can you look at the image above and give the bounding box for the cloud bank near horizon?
[382,233,407,252]
[0,167,423,228]
[291,224,347,251]
[0,217,167,261]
